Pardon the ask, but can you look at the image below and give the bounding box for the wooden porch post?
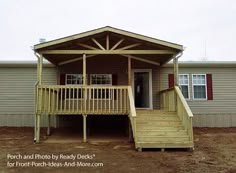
[173,57,179,86]
[47,114,51,136]
[83,114,87,142]
[83,54,86,86]
[38,54,43,85]
[127,56,133,142]
[82,54,87,142]
[35,54,43,143]
[128,56,131,86]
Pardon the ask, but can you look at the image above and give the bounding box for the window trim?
[179,74,190,100]
[89,74,113,99]
[65,74,84,85]
[192,74,207,100]
[90,74,112,86]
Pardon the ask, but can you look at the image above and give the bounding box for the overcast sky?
[1,0,235,61]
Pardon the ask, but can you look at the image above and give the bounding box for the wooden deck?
[35,85,194,151]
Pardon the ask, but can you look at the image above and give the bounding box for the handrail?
[159,87,175,94]
[160,86,194,145]
[127,86,136,118]
[174,86,193,117]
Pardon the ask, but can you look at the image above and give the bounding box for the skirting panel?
[0,114,56,127]
[193,113,236,127]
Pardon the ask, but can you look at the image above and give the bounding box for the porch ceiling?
[34,26,183,66]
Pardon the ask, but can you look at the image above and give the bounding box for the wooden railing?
[36,85,130,115]
[160,86,194,143]
[127,86,136,142]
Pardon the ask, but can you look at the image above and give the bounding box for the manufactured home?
[0,27,235,151]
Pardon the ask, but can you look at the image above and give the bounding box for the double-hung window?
[90,74,112,85]
[90,74,112,99]
[66,74,83,85]
[179,74,189,99]
[192,74,207,99]
[65,74,83,99]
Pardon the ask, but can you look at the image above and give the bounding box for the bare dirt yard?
[0,127,236,173]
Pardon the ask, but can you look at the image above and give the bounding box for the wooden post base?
[83,114,87,143]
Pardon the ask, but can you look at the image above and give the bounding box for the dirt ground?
[0,127,236,173]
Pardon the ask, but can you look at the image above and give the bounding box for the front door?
[132,69,152,109]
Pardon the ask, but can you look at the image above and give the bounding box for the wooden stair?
[134,109,194,150]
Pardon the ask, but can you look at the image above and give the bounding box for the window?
[66,74,83,85]
[90,74,112,99]
[179,74,189,99]
[65,74,83,99]
[90,74,112,85]
[192,74,207,99]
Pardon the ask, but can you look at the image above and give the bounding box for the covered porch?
[33,26,190,150]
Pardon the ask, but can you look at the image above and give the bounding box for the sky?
[0,0,236,61]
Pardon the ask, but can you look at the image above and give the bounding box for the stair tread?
[132,109,193,149]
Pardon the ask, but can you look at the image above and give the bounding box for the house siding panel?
[0,67,57,127]
[160,67,236,127]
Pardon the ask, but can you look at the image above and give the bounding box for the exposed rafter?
[121,54,160,66]
[78,43,99,50]
[106,35,109,50]
[40,50,176,55]
[110,39,124,50]
[92,38,105,50]
[58,55,96,66]
[117,43,141,50]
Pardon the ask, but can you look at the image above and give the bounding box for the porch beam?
[122,54,160,66]
[40,50,176,55]
[78,43,99,50]
[58,54,95,66]
[106,35,109,50]
[110,39,124,50]
[117,43,141,50]
[92,38,105,50]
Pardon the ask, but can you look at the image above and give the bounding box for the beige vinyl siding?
[160,67,236,127]
[0,67,57,127]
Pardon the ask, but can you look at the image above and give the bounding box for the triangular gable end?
[34,26,183,51]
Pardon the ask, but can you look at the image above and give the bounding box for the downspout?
[34,51,40,142]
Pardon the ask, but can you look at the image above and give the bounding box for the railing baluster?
[76,87,79,113]
[64,87,67,113]
[88,88,91,113]
[92,87,94,112]
[104,88,106,113]
[52,87,55,114]
[44,87,47,113]
[56,87,59,113]
[116,88,119,113]
[80,87,83,113]
[72,87,74,113]
[68,86,71,113]
[60,88,62,112]
[112,88,115,112]
[109,88,110,112]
